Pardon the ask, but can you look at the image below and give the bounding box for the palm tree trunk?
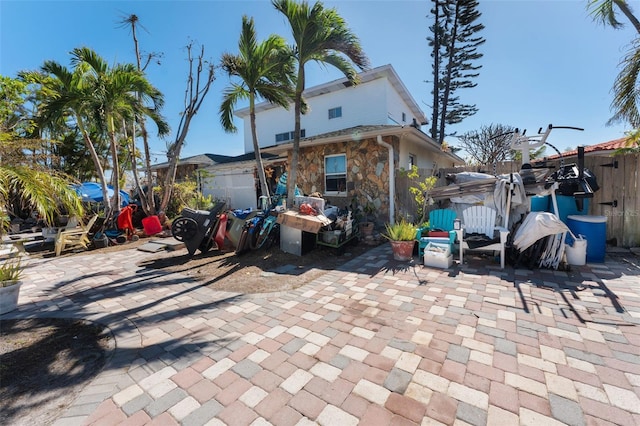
[75,115,111,219]
[615,0,640,33]
[250,97,270,201]
[288,65,305,206]
[108,115,121,214]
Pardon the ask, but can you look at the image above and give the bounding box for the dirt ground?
[0,318,111,426]
[138,233,384,293]
[1,230,384,425]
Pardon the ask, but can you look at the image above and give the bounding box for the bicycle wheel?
[248,216,265,250]
[254,216,276,249]
[263,223,280,250]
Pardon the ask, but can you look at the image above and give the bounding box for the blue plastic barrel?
[566,215,607,263]
[556,195,590,224]
[530,195,550,212]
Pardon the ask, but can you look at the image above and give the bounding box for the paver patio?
[3,244,640,425]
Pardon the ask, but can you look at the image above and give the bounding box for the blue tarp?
[72,182,130,206]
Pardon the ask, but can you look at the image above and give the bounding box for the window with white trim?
[324,154,347,194]
[328,107,342,119]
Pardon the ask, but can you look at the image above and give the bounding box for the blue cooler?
[566,215,607,263]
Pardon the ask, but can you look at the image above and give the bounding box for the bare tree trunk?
[124,14,158,216]
[159,43,215,212]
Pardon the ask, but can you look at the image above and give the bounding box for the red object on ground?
[214,214,227,249]
[142,215,162,236]
[117,206,135,237]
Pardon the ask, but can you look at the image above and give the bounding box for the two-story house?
[156,64,463,223]
[232,64,464,223]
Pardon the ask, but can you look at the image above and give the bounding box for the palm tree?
[70,47,169,214]
[31,48,168,220]
[220,15,295,200]
[0,77,83,231]
[588,1,640,127]
[271,0,370,204]
[0,161,84,233]
[23,61,112,214]
[588,0,640,33]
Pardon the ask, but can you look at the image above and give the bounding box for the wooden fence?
[395,154,640,247]
[541,153,639,248]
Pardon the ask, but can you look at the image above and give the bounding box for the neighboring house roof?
[235,64,427,125]
[150,152,282,171]
[542,137,629,160]
[262,124,465,165]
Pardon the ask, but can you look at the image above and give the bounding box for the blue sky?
[1,0,636,163]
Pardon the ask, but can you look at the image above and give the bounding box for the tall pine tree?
[428,0,485,144]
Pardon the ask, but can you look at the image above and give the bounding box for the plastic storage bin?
[424,242,453,269]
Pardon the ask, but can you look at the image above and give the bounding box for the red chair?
[117,205,135,239]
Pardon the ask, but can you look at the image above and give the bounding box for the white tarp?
[513,211,569,251]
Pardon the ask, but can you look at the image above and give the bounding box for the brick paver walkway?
[4,245,640,425]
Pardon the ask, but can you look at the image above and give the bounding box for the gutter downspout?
[377,135,395,225]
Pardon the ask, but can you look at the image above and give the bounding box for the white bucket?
[566,237,587,266]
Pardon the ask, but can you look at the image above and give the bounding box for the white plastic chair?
[455,206,509,269]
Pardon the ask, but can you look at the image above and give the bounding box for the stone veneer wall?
[290,135,398,226]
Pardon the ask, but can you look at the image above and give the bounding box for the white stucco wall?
[243,77,419,153]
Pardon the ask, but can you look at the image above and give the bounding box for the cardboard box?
[276,210,332,234]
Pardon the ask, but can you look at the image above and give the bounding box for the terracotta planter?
[359,222,374,237]
[389,240,415,261]
[0,280,23,314]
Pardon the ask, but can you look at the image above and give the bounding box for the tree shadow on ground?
[0,318,109,424]
[0,317,237,426]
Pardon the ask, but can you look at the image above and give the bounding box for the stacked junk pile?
[170,175,357,257]
[427,145,602,270]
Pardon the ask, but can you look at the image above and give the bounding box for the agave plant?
[0,257,23,287]
[382,219,418,241]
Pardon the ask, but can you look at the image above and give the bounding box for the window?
[408,154,416,169]
[325,154,347,194]
[275,129,306,144]
[328,107,342,119]
[291,129,305,139]
[276,132,290,143]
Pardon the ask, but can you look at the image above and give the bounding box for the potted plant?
[382,219,418,261]
[0,257,24,313]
